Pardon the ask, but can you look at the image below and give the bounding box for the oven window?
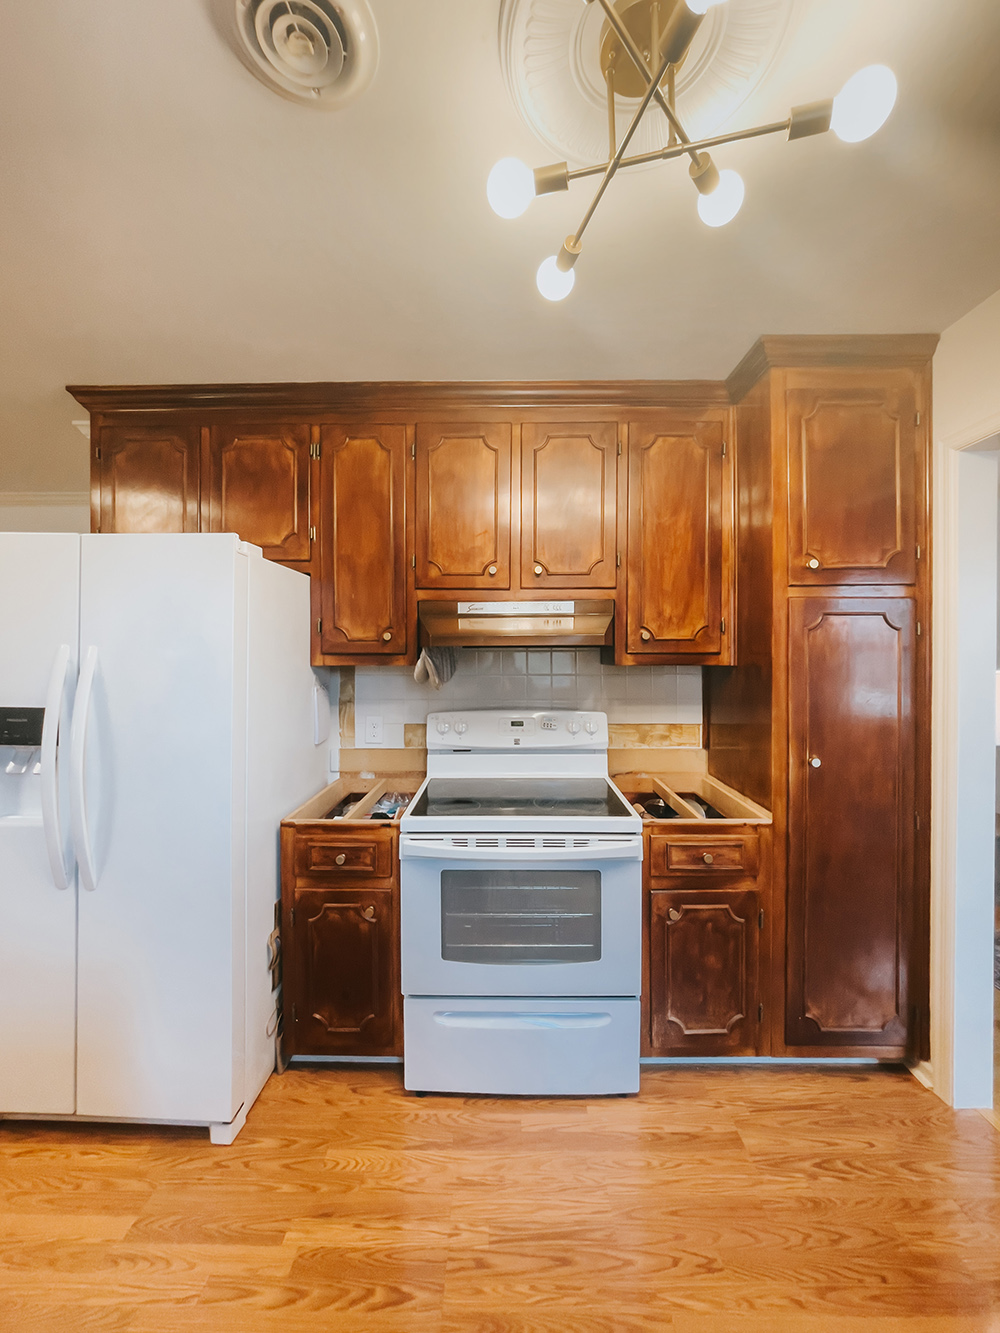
[440,871,601,965]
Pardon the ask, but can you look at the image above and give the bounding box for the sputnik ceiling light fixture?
[487,0,898,300]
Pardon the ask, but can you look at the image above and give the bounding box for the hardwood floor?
[0,1065,998,1332]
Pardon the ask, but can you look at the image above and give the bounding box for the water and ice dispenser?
[0,706,45,814]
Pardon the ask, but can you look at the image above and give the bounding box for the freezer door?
[75,534,247,1124]
[0,534,79,1114]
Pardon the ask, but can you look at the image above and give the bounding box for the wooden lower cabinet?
[281,824,402,1059]
[648,887,761,1055]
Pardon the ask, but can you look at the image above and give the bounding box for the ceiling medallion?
[500,0,796,166]
[491,0,898,301]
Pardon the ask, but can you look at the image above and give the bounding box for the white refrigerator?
[0,533,327,1142]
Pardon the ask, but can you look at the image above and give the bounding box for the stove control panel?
[426,710,609,750]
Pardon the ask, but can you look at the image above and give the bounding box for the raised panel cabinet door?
[284,887,400,1056]
[520,421,618,588]
[95,422,200,533]
[786,372,918,585]
[415,422,512,588]
[318,424,407,655]
[786,597,915,1049]
[649,889,759,1055]
[626,418,724,654]
[206,424,312,563]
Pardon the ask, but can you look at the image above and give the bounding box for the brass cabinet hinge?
[915,411,922,426]
[411,441,416,459]
[309,442,321,460]
[916,544,921,560]
[94,445,102,461]
[617,438,622,455]
[758,909,764,930]
[722,440,727,458]
[916,622,922,636]
[720,618,726,634]
[616,551,621,568]
[316,618,322,635]
[308,526,316,541]
[411,554,416,569]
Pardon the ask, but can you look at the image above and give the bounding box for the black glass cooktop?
[407,778,634,821]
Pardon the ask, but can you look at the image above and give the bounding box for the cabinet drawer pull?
[487,565,497,576]
[534,564,543,576]
[807,557,820,569]
[702,852,714,865]
[335,853,346,865]
[640,629,652,642]
[361,905,376,921]
[667,908,682,922]
[810,756,822,768]
[382,630,392,641]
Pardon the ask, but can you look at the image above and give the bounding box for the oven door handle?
[399,838,643,862]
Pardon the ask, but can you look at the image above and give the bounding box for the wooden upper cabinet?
[414,423,512,589]
[785,596,915,1050]
[204,424,313,564]
[94,421,200,534]
[626,415,725,656]
[785,370,919,586]
[318,425,407,657]
[520,422,619,588]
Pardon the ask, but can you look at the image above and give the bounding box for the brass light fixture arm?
[591,0,698,164]
[565,115,793,183]
[570,45,675,247]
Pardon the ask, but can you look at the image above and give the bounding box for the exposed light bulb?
[487,158,535,219]
[536,256,575,301]
[696,169,744,227]
[686,0,727,13]
[831,65,897,143]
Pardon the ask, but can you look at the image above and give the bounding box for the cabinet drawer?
[293,834,393,879]
[649,835,758,879]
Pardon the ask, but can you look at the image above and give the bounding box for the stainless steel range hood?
[417,600,614,648]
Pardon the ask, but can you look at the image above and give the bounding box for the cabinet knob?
[487,565,497,576]
[361,905,376,922]
[382,630,392,642]
[335,853,346,866]
[668,908,682,922]
[810,756,822,768]
[534,564,543,576]
[807,557,820,569]
[640,629,652,642]
[702,852,714,865]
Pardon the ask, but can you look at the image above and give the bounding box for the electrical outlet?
[364,715,384,746]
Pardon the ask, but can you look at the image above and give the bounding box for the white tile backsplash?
[352,649,702,734]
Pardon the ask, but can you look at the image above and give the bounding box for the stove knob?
[436,719,451,735]
[585,720,599,735]
[567,720,581,735]
[454,720,468,736]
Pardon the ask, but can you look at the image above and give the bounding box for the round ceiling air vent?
[234,0,378,107]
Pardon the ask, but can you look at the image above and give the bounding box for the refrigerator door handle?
[69,645,100,893]
[41,643,73,889]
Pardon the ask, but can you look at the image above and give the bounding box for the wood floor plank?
[0,1064,997,1331]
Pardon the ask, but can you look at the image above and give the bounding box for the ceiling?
[2,0,999,493]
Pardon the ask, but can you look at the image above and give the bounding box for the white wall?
[0,494,89,533]
[931,285,1000,1108]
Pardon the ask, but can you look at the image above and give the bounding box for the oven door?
[399,837,642,998]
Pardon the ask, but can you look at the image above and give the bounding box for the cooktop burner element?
[408,777,635,821]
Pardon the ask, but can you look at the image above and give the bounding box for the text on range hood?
[417,600,614,648]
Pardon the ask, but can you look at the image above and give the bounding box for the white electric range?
[399,709,642,1096]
